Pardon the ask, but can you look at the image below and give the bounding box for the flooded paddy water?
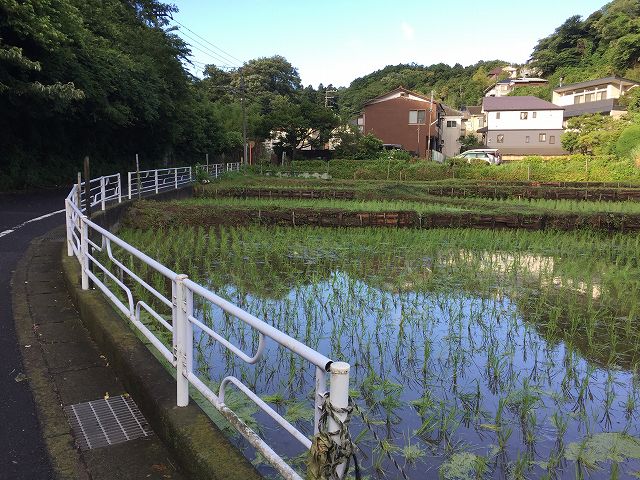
[118,226,640,479]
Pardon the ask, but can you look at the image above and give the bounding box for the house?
[356,87,442,158]
[481,96,566,155]
[439,105,464,157]
[485,77,548,97]
[460,106,485,142]
[552,76,639,120]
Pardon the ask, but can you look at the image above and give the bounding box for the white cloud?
[401,21,415,40]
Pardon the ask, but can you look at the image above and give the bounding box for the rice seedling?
[114,224,640,479]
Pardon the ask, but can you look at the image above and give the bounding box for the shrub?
[615,124,640,159]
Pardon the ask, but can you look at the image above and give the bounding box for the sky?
[171,0,609,88]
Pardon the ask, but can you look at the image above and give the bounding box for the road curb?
[60,232,261,480]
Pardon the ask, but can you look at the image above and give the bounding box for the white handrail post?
[328,361,350,477]
[314,367,327,435]
[174,168,178,190]
[65,201,73,257]
[80,216,89,290]
[128,172,132,200]
[155,170,159,194]
[117,174,122,203]
[189,166,192,182]
[174,274,191,406]
[100,177,106,211]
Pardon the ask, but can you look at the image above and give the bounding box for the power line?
[177,29,239,68]
[171,19,243,67]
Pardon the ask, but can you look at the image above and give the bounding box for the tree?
[333,127,383,159]
[561,114,628,154]
[459,134,484,151]
[264,93,339,161]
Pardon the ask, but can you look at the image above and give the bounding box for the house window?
[520,112,528,120]
[446,120,457,127]
[532,112,537,119]
[574,95,584,104]
[550,135,555,144]
[409,110,426,124]
[539,133,546,142]
[496,112,501,119]
[525,136,530,143]
[497,134,504,143]
[585,93,594,102]
[597,91,607,101]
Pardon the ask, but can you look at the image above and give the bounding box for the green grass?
[180,197,477,214]
[245,154,640,183]
[183,195,640,215]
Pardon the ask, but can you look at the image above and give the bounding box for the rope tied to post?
[307,393,359,480]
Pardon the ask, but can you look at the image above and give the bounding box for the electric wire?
[177,29,239,69]
[171,19,243,67]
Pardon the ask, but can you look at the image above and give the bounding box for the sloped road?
[0,188,67,479]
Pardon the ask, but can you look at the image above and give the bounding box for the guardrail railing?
[64,164,351,480]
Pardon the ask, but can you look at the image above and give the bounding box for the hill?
[337,0,640,114]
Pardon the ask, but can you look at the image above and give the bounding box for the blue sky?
[171,0,609,88]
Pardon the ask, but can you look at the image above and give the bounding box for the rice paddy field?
[113,220,640,479]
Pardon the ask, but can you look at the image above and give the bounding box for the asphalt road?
[0,188,68,479]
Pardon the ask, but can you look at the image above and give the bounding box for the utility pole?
[240,73,248,165]
[426,90,434,160]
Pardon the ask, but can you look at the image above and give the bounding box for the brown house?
[356,87,441,158]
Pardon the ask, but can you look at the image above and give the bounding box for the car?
[454,149,502,165]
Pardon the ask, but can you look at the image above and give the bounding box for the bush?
[333,127,383,159]
[270,155,640,183]
[615,124,640,159]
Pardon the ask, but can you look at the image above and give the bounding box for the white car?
[455,149,502,165]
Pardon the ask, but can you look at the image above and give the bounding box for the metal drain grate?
[64,395,153,450]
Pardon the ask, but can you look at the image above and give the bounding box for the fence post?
[128,172,132,200]
[117,173,122,203]
[155,170,159,194]
[174,168,178,190]
[65,201,73,257]
[80,216,89,290]
[314,367,327,435]
[328,361,350,476]
[174,274,192,406]
[100,176,106,211]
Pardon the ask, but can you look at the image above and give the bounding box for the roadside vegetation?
[245,155,640,183]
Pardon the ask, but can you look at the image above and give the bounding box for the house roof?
[554,76,640,93]
[562,99,625,118]
[363,86,434,106]
[465,106,482,115]
[441,104,463,116]
[482,96,563,112]
[488,67,504,76]
[511,77,547,84]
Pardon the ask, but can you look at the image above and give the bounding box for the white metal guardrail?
[78,173,122,211]
[127,166,192,199]
[64,164,351,480]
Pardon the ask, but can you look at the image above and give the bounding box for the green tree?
[561,114,628,154]
[333,127,383,159]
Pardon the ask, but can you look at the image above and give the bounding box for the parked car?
[454,149,502,165]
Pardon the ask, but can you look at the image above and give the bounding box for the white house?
[439,105,464,157]
[552,76,639,120]
[481,96,567,155]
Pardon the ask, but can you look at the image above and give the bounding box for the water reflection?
[191,250,639,479]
